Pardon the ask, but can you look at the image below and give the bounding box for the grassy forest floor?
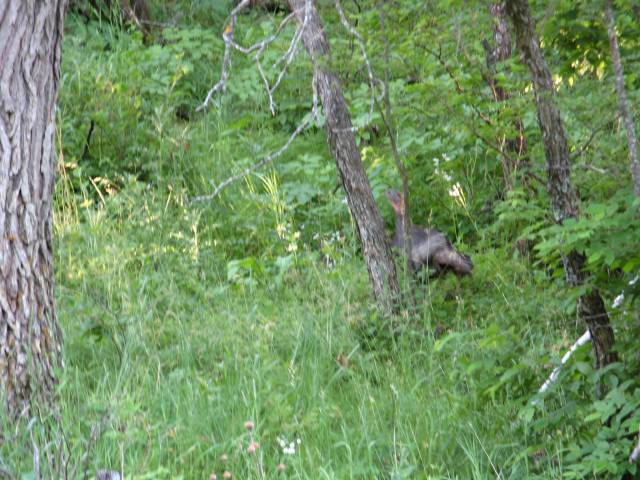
[2,2,640,479]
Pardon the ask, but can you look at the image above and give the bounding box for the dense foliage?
[2,0,639,478]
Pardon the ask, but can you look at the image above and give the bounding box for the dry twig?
[192,0,380,202]
[536,275,638,397]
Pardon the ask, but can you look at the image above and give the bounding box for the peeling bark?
[506,0,617,369]
[289,0,400,314]
[604,0,640,197]
[0,0,67,416]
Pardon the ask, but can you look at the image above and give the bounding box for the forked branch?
[192,0,381,201]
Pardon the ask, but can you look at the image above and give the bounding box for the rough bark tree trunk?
[482,1,529,193]
[0,0,67,416]
[289,0,400,314]
[506,0,617,368]
[604,0,640,197]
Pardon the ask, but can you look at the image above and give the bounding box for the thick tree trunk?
[0,0,67,416]
[604,0,640,197]
[483,2,529,192]
[506,0,617,368]
[289,0,400,314]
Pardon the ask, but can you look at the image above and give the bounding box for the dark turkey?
[385,190,473,277]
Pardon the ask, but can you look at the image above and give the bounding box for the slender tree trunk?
[0,0,67,416]
[483,1,529,192]
[289,0,400,314]
[604,0,640,197]
[506,0,617,368]
[378,3,413,279]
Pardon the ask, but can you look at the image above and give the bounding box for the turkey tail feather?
[435,248,473,276]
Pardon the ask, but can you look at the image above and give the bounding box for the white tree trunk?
[0,0,68,416]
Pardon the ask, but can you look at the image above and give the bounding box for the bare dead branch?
[252,11,297,114]
[538,330,591,395]
[192,1,313,200]
[200,6,298,116]
[536,274,638,397]
[196,0,251,112]
[193,0,380,201]
[268,12,306,99]
[189,118,311,203]
[230,12,295,56]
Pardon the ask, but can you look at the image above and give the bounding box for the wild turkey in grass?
[385,189,473,278]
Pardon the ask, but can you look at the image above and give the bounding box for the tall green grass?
[3,179,563,479]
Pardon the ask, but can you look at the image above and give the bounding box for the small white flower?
[448,182,462,199]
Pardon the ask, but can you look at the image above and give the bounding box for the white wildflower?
[278,435,300,455]
[448,182,462,199]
